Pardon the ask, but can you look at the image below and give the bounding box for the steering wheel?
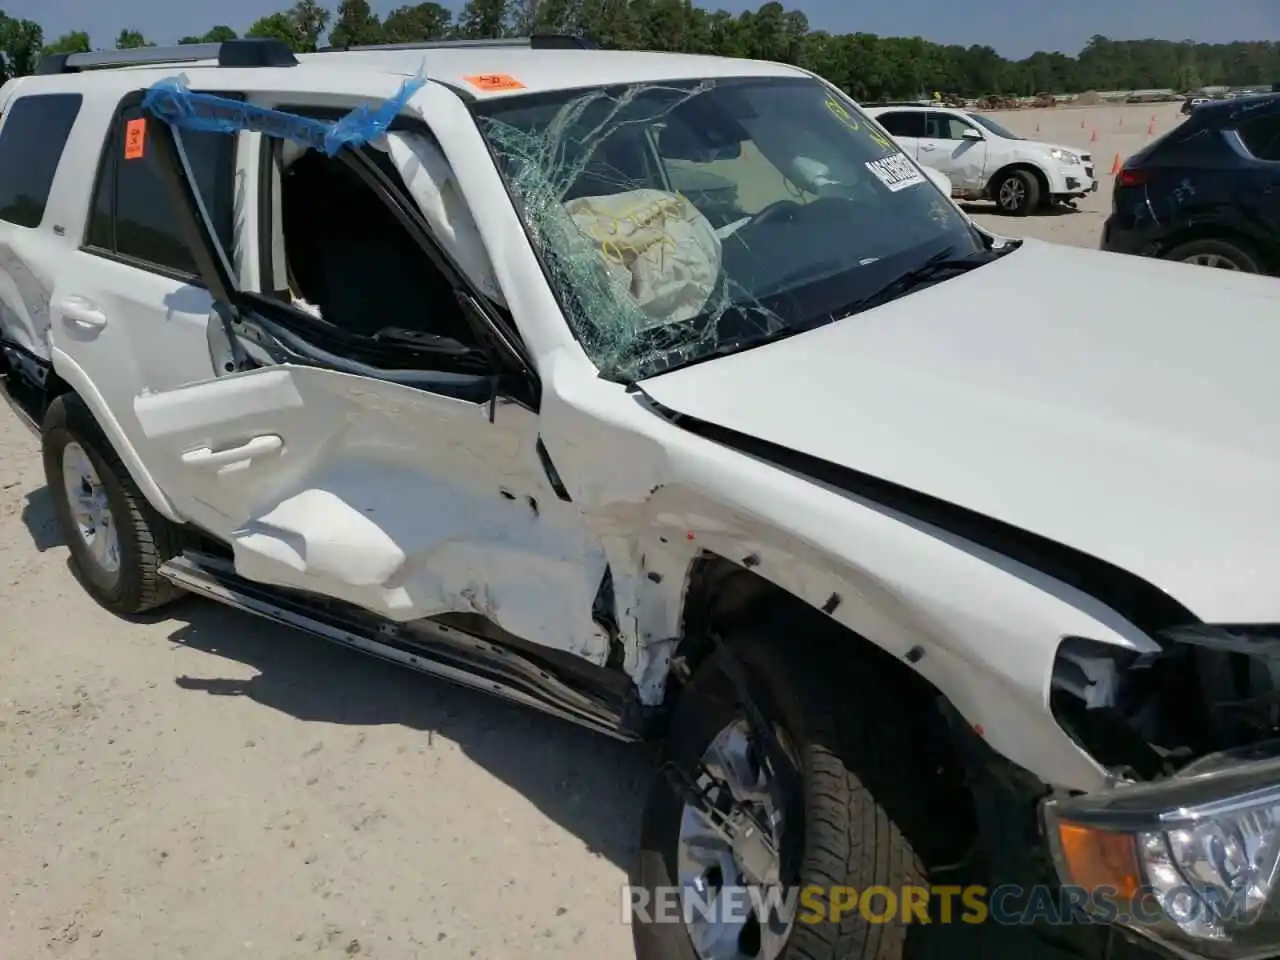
[745,199,803,228]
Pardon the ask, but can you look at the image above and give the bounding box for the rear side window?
[1238,115,1280,162]
[1140,119,1229,166]
[0,93,83,228]
[85,99,237,279]
[876,111,925,138]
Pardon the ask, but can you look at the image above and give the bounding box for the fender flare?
[51,346,183,523]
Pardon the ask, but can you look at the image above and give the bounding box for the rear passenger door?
[47,89,241,492]
[873,110,924,159]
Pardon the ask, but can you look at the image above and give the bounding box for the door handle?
[920,144,936,151]
[181,434,283,468]
[59,298,107,329]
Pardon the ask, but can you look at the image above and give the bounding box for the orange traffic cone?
[1090,128,1097,143]
[1110,152,1122,175]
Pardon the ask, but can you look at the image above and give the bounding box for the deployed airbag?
[564,188,721,327]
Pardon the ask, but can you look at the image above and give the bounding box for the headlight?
[1044,743,1280,958]
[1050,148,1081,164]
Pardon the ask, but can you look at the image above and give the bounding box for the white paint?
[865,104,1097,199]
[133,364,611,664]
[920,166,952,196]
[638,239,1280,624]
[4,47,1276,802]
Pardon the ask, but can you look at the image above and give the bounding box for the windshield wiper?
[834,242,1019,317]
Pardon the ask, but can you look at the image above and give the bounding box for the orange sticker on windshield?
[124,118,147,159]
[463,73,525,92]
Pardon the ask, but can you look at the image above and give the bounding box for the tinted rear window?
[85,97,238,279]
[0,93,83,228]
[1139,119,1233,166]
[876,111,926,138]
[1238,114,1280,162]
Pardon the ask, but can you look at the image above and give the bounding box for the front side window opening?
[141,72,496,358]
[970,114,1023,140]
[475,76,984,382]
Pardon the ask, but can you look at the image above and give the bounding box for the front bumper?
[1048,156,1097,196]
[1044,742,1280,959]
[1058,170,1098,196]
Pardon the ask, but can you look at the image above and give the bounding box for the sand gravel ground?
[1,100,1186,959]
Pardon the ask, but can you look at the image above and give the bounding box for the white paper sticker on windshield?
[865,153,925,192]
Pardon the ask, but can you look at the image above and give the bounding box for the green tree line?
[3,1,1278,98]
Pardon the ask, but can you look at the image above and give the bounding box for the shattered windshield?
[971,114,1022,140]
[474,76,984,381]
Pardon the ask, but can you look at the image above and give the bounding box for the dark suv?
[1101,93,1280,274]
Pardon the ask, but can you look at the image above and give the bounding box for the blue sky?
[7,0,1278,59]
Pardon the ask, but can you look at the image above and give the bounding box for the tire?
[992,169,1040,217]
[633,631,928,960]
[42,392,184,614]
[1163,237,1263,273]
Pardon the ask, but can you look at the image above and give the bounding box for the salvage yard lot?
[965,101,1184,243]
[0,100,1179,959]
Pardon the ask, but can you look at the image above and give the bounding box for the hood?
[1020,139,1081,160]
[639,240,1280,624]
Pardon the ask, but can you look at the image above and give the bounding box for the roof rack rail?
[319,34,598,53]
[35,38,299,76]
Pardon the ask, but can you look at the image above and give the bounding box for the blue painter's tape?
[141,68,426,156]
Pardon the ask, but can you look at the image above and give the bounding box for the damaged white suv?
[3,37,1280,960]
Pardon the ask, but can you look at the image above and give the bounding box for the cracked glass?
[474,76,985,382]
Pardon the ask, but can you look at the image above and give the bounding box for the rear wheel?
[633,631,929,960]
[1164,237,1263,273]
[42,393,184,614]
[993,170,1040,217]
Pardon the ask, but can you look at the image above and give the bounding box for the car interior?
[273,144,480,350]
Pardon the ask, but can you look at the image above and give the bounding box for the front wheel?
[42,393,184,615]
[993,170,1040,217]
[633,633,929,960]
[1163,237,1263,273]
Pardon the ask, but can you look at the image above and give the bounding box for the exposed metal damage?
[1052,625,1280,782]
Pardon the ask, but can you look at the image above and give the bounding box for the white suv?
[865,103,1096,215]
[1,37,1278,960]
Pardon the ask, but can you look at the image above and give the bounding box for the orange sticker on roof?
[463,74,525,92]
[124,118,147,159]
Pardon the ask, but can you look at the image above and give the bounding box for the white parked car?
[865,103,1097,215]
[2,37,1279,960]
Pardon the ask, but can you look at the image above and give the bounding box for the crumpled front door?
[128,80,612,666]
